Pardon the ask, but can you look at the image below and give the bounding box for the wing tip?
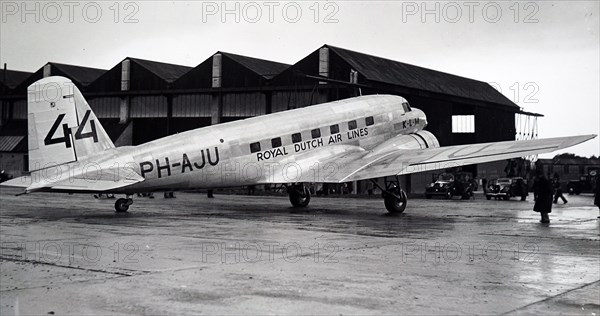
[559,134,597,149]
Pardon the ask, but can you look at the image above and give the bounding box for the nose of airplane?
[414,108,428,128]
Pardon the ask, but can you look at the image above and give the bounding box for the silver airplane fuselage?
[96,95,427,193]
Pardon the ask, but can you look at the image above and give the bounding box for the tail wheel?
[115,198,129,213]
[445,191,452,199]
[289,185,311,207]
[384,190,407,214]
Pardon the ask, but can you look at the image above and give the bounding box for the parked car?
[425,172,474,200]
[486,177,528,201]
[0,170,12,183]
[567,174,596,195]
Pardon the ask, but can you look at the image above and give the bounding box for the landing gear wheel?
[289,185,311,207]
[370,176,409,214]
[384,190,408,214]
[520,195,527,201]
[115,198,130,213]
[486,195,492,200]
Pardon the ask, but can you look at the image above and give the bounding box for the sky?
[1,0,598,158]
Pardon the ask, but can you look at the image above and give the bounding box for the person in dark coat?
[533,170,553,223]
[482,178,488,194]
[594,176,600,218]
[552,174,568,204]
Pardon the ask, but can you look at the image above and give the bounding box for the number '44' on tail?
[27,76,114,172]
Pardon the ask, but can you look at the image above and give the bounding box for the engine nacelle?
[406,130,440,149]
[368,130,440,157]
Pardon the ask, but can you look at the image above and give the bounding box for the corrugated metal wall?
[173,94,212,117]
[12,100,27,119]
[222,93,266,117]
[271,91,315,113]
[132,118,169,145]
[130,96,168,118]
[89,97,120,118]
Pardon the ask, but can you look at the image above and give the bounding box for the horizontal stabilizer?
[1,164,144,194]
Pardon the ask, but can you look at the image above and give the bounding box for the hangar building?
[0,45,538,193]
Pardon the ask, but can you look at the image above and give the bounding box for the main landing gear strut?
[371,176,408,214]
[114,195,134,213]
[288,184,311,207]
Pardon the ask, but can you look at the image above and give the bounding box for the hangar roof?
[173,52,290,89]
[220,52,290,79]
[326,45,518,108]
[0,69,33,90]
[87,58,193,92]
[127,58,192,83]
[13,63,107,94]
[48,63,107,86]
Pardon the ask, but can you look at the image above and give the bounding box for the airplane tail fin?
[28,76,114,172]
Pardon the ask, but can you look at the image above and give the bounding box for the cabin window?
[365,116,374,126]
[330,124,339,134]
[402,102,412,112]
[271,137,282,148]
[348,120,357,130]
[250,142,261,153]
[311,128,321,139]
[292,133,302,143]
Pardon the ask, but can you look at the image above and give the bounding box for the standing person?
[482,178,488,194]
[552,174,568,204]
[533,170,553,223]
[594,176,600,218]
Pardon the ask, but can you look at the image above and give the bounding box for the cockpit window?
[402,102,411,112]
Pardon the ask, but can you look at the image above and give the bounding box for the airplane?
[1,76,596,213]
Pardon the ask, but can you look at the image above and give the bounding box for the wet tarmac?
[1,188,599,315]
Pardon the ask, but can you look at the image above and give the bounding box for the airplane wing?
[340,134,596,182]
[262,134,596,184]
